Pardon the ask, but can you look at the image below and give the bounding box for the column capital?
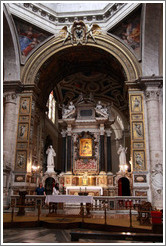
[61,129,67,137]
[4,92,17,104]
[67,124,72,136]
[145,90,160,102]
[100,124,105,135]
[105,129,112,137]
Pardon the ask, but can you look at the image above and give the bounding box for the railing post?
[37,204,41,222]
[129,204,132,228]
[11,206,14,223]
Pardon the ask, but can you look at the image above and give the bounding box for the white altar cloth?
[66,186,103,195]
[45,195,93,204]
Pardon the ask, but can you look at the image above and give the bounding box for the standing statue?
[46,145,56,173]
[117,145,127,168]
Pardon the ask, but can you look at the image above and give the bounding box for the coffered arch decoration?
[21,33,142,87]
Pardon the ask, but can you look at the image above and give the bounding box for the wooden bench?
[70,231,163,242]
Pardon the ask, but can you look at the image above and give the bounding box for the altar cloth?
[45,195,93,204]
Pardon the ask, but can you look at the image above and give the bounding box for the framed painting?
[17,123,29,141]
[20,97,31,114]
[133,150,145,170]
[79,138,92,157]
[15,150,27,170]
[132,122,144,140]
[130,95,142,112]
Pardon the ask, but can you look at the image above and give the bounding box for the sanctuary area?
[3,2,163,243]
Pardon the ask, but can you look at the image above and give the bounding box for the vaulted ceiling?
[36,45,129,118]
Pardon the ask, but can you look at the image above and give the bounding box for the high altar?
[57,94,128,196]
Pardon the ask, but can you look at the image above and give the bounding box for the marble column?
[106,130,112,173]
[145,84,163,209]
[66,125,72,173]
[99,124,105,172]
[3,92,18,169]
[61,130,66,173]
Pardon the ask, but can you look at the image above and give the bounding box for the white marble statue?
[117,145,127,166]
[95,101,108,117]
[46,145,56,172]
[62,101,76,119]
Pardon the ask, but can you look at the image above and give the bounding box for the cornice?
[126,75,163,90]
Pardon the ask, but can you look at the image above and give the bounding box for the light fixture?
[119,164,128,172]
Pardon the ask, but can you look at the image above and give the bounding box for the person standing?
[36,182,46,195]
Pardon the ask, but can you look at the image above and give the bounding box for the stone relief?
[95,101,109,118]
[151,162,163,194]
[60,21,101,45]
[62,101,76,119]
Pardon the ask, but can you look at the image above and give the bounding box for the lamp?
[32,163,40,173]
[119,164,128,172]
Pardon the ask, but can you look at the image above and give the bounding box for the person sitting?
[52,183,60,195]
[35,182,46,195]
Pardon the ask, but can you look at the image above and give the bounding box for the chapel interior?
[3,2,164,244]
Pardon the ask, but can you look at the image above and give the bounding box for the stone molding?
[21,3,124,25]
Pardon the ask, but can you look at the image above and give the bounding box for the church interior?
[3,2,164,244]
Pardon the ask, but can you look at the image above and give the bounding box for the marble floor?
[3,227,154,244]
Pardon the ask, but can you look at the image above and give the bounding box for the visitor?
[52,183,60,195]
[35,182,46,195]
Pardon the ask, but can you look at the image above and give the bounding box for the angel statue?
[85,23,101,43]
[59,25,73,45]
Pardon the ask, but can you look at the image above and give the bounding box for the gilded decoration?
[15,150,27,170]
[17,123,29,141]
[15,95,32,172]
[129,93,146,171]
[133,150,145,170]
[19,97,31,114]
[79,138,92,157]
[130,95,142,112]
[74,131,98,174]
[21,33,141,85]
[132,122,144,140]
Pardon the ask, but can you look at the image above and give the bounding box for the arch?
[3,5,21,82]
[45,177,55,195]
[21,33,142,85]
[118,177,131,196]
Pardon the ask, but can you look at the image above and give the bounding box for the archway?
[118,177,130,196]
[19,32,142,178]
[45,177,55,195]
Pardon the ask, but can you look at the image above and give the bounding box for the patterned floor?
[3,228,155,243]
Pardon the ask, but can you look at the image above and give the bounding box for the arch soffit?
[21,34,142,84]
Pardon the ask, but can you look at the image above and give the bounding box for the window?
[46,91,56,124]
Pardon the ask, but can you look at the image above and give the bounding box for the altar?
[66,186,103,196]
[45,195,93,204]
[45,195,93,216]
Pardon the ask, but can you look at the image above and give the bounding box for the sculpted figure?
[135,153,143,166]
[133,97,140,110]
[151,163,163,194]
[95,101,108,117]
[117,145,127,166]
[62,101,76,119]
[46,145,56,166]
[135,123,143,137]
